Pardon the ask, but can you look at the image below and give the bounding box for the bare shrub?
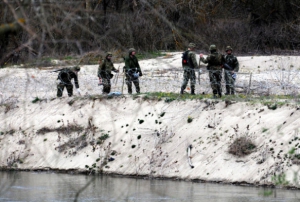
[155,126,175,146]
[36,124,84,135]
[1,0,300,67]
[55,134,88,153]
[229,136,256,157]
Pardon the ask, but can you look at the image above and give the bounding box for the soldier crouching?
[56,66,81,97]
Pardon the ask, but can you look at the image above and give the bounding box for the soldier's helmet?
[129,48,136,54]
[225,46,233,52]
[188,43,196,48]
[72,66,81,72]
[209,44,217,51]
[106,52,113,57]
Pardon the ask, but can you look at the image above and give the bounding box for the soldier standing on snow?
[180,43,199,95]
[200,45,225,98]
[124,48,142,94]
[98,52,119,94]
[224,46,239,95]
[55,66,81,97]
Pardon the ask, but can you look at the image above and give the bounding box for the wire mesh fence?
[1,56,300,106]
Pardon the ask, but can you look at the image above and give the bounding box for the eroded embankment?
[0,95,300,187]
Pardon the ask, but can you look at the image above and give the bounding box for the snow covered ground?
[0,53,299,103]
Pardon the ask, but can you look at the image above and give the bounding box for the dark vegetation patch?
[0,129,16,135]
[96,133,109,145]
[31,97,43,103]
[160,112,166,117]
[229,137,256,157]
[187,116,193,123]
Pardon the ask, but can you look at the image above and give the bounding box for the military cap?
[209,44,217,51]
[188,43,196,48]
[225,46,233,52]
[106,52,113,57]
[129,48,136,54]
[72,66,80,72]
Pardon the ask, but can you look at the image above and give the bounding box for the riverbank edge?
[1,95,300,190]
[2,167,299,190]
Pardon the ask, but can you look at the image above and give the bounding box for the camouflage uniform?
[224,46,239,95]
[98,52,118,94]
[181,43,199,95]
[124,48,142,94]
[200,45,225,98]
[56,66,80,97]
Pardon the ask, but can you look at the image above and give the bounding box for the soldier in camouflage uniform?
[124,48,142,94]
[98,52,119,94]
[180,43,199,95]
[224,46,239,95]
[200,45,225,98]
[56,66,81,97]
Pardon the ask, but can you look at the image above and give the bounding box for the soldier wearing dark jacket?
[181,43,199,95]
[124,48,142,94]
[98,52,119,94]
[224,46,239,95]
[200,45,225,98]
[56,66,81,97]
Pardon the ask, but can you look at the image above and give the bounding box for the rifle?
[52,68,65,73]
[223,63,236,80]
[121,66,125,94]
[198,57,201,85]
[115,66,120,86]
[223,62,233,71]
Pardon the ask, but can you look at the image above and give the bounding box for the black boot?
[191,88,195,95]
[225,86,230,95]
[128,86,132,94]
[180,87,184,94]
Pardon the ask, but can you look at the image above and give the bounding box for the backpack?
[182,50,190,66]
[57,68,72,81]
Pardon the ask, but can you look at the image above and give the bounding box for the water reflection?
[0,171,299,202]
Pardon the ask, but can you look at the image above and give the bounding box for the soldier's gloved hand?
[76,88,81,95]
[139,72,143,76]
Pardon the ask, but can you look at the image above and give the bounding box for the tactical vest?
[207,52,223,71]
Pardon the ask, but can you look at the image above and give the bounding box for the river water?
[0,171,299,202]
